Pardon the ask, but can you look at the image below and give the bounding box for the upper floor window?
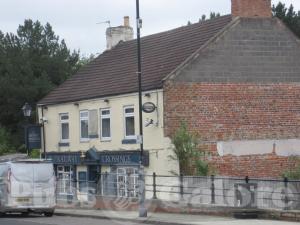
[60,113,69,142]
[124,106,135,139]
[80,110,89,141]
[100,108,111,141]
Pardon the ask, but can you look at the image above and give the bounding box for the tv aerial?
[96,20,111,28]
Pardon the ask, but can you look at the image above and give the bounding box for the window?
[100,109,111,141]
[116,167,138,198]
[80,111,89,141]
[60,113,69,142]
[78,171,87,193]
[124,106,135,139]
[57,166,73,195]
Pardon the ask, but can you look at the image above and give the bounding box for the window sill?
[89,134,99,139]
[122,139,137,144]
[80,139,90,143]
[59,142,70,147]
[101,138,112,142]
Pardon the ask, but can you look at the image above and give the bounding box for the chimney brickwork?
[124,16,130,27]
[232,0,272,18]
[106,16,134,50]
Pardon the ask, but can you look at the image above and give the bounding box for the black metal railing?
[55,173,300,210]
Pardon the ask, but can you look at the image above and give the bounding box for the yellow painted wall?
[38,90,179,175]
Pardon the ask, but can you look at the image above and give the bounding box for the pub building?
[37,0,300,202]
[46,149,150,200]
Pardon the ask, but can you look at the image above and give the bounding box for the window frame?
[100,108,111,141]
[80,110,89,142]
[123,106,135,139]
[59,113,69,143]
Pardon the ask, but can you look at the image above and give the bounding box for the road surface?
[0,214,298,225]
[0,215,142,225]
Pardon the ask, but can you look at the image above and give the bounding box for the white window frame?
[100,108,111,141]
[124,106,135,139]
[57,166,73,195]
[116,167,138,198]
[59,113,69,143]
[80,110,89,142]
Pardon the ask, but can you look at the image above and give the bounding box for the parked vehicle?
[0,159,56,216]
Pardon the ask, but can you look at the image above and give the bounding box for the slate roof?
[39,15,233,105]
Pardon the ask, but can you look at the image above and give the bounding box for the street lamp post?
[136,0,147,218]
[22,102,32,155]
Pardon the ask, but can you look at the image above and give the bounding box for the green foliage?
[171,122,215,176]
[273,2,300,38]
[0,19,83,150]
[199,12,221,22]
[0,126,15,155]
[209,12,221,19]
[282,156,300,180]
[29,149,40,159]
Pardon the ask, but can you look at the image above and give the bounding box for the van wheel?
[44,211,54,217]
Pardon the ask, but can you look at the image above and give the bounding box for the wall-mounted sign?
[99,151,149,166]
[46,150,149,166]
[142,102,156,113]
[25,125,42,150]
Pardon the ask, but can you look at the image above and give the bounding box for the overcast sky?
[1,0,299,56]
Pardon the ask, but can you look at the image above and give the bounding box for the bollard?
[152,172,157,199]
[284,177,289,210]
[180,174,184,200]
[211,175,216,204]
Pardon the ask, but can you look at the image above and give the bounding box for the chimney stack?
[106,16,134,50]
[124,16,130,27]
[232,0,272,18]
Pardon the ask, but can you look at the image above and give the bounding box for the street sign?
[136,135,143,144]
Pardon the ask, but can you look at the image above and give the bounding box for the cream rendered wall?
[38,90,179,176]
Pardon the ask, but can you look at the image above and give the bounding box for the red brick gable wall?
[232,0,272,18]
[164,81,300,178]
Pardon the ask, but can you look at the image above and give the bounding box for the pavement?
[55,208,300,225]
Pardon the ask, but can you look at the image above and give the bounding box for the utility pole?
[136,0,147,218]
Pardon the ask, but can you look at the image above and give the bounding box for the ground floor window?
[78,171,87,193]
[57,165,74,195]
[116,167,139,198]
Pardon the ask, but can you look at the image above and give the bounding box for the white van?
[0,159,56,216]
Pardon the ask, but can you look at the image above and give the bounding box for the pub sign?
[25,125,42,150]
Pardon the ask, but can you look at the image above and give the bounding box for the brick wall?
[232,0,272,18]
[164,82,300,178]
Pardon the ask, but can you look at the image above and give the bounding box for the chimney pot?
[232,0,272,18]
[124,16,130,27]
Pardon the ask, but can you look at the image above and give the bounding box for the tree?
[170,122,215,176]
[282,156,300,180]
[199,12,221,22]
[273,2,300,38]
[0,126,14,155]
[0,19,81,152]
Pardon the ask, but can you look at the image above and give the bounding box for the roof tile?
[39,15,232,105]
